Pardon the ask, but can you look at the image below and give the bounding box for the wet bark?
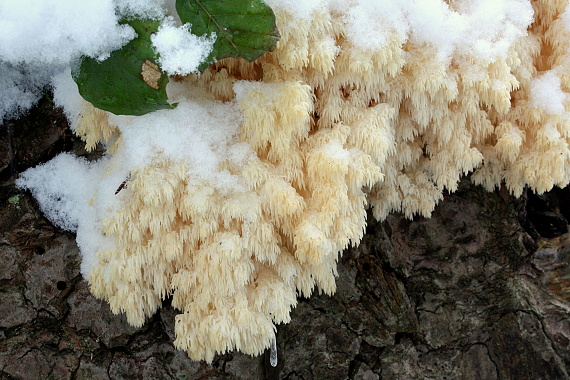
[1,95,569,379]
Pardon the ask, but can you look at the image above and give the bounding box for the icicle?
[270,336,278,367]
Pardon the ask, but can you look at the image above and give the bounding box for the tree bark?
[1,96,569,379]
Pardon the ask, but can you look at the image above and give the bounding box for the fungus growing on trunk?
[16,0,570,363]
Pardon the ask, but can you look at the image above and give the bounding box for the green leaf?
[73,19,174,116]
[176,0,280,71]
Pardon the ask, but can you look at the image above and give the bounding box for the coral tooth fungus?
[16,0,570,363]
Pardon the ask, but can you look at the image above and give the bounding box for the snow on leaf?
[176,0,280,71]
[73,19,173,116]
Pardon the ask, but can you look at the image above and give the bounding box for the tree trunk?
[1,96,569,379]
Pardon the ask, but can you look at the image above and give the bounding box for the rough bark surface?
[1,96,569,379]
